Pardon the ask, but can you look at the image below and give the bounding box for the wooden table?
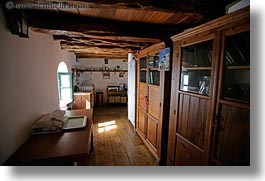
[6,109,93,166]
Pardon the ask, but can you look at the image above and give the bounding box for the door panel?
[82,95,91,109]
[212,104,250,165]
[177,94,209,149]
[139,83,147,110]
[137,108,146,137]
[73,95,82,109]
[175,137,203,166]
[148,86,160,119]
[146,116,159,150]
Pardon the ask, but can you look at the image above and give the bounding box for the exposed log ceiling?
[3,0,235,58]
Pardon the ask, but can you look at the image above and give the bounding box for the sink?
[63,116,87,130]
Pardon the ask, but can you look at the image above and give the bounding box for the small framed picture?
[158,47,170,71]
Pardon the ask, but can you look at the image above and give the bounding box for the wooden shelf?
[72,68,127,72]
[226,65,250,70]
[182,66,212,71]
[149,68,159,71]
[140,68,147,71]
[219,98,250,109]
[178,90,210,99]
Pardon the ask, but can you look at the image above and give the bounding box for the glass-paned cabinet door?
[180,40,213,96]
[222,31,250,102]
[140,57,147,83]
[148,54,160,86]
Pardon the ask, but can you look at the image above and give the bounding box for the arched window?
[57,61,68,73]
[57,62,73,110]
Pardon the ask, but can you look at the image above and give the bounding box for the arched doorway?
[57,62,72,110]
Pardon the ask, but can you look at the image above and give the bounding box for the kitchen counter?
[73,91,94,110]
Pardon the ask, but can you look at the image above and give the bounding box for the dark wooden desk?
[6,109,93,166]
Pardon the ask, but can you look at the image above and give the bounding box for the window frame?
[57,72,73,101]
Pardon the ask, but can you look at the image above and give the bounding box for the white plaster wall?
[75,58,128,103]
[0,13,75,164]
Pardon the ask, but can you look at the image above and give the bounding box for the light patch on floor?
[98,120,117,133]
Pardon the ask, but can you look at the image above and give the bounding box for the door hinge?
[159,102,161,107]
[174,110,176,115]
[176,53,179,58]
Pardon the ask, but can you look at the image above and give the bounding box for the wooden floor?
[87,105,158,166]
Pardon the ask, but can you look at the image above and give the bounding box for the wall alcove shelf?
[72,68,128,73]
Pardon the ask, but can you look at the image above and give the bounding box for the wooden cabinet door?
[73,95,82,109]
[139,83,147,110]
[146,116,159,152]
[148,85,160,120]
[177,95,209,149]
[82,94,92,109]
[210,27,250,166]
[211,104,250,165]
[137,108,146,138]
[173,34,217,165]
[175,137,203,166]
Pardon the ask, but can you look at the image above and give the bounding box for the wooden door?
[173,33,218,165]
[136,55,148,138]
[210,26,250,166]
[136,42,166,161]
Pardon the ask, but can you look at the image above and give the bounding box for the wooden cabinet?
[167,7,250,166]
[73,92,94,109]
[136,42,171,164]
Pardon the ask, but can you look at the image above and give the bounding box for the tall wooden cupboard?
[167,7,250,166]
[136,42,171,165]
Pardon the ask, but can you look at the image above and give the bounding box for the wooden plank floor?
[87,105,158,166]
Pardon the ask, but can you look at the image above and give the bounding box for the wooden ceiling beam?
[60,41,140,50]
[75,53,128,59]
[24,9,187,39]
[67,47,133,54]
[57,37,150,49]
[54,35,151,47]
[52,34,160,43]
